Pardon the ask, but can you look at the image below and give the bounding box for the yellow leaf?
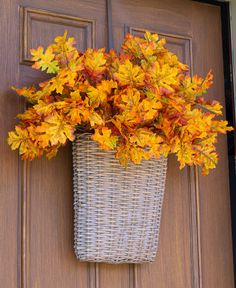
[84,48,106,77]
[89,112,104,127]
[196,98,223,115]
[119,87,140,110]
[87,80,117,107]
[179,71,213,102]
[138,99,162,121]
[59,67,78,87]
[211,120,234,134]
[40,74,67,94]
[87,86,106,106]
[147,62,179,91]
[45,144,60,160]
[92,127,118,150]
[115,144,130,166]
[70,90,81,101]
[8,126,42,160]
[129,146,148,164]
[129,129,163,159]
[30,46,44,62]
[17,108,41,123]
[201,152,218,175]
[28,125,50,148]
[13,86,42,103]
[67,109,80,124]
[31,46,59,73]
[34,101,67,116]
[36,113,75,146]
[176,142,195,169]
[144,31,159,43]
[8,126,29,150]
[49,32,80,70]
[114,60,145,86]
[129,128,159,147]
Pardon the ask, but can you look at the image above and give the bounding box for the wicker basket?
[72,133,167,264]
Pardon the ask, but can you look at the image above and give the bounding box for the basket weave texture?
[72,133,168,264]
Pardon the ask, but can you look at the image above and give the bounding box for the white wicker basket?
[72,133,167,263]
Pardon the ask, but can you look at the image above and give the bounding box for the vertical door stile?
[112,1,137,287]
[20,160,31,288]
[89,263,100,288]
[106,0,114,51]
[88,1,114,287]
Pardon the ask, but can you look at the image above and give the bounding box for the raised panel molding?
[128,26,201,288]
[20,7,95,65]
[20,7,96,288]
[128,26,192,68]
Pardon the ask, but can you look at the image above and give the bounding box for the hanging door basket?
[72,133,168,264]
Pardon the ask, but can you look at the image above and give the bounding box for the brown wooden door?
[0,0,234,287]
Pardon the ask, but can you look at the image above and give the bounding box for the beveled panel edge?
[189,167,202,288]
[128,26,192,67]
[19,6,96,65]
[133,264,139,288]
[21,160,31,288]
[89,263,100,288]
[128,26,192,41]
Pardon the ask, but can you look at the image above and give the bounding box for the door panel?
[20,7,96,65]
[18,1,107,288]
[112,2,195,288]
[192,4,234,287]
[0,0,234,288]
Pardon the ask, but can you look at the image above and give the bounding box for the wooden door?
[0,0,234,287]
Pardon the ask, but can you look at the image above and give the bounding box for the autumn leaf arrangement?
[8,31,233,175]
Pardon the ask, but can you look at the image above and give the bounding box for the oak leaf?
[92,127,118,150]
[114,60,145,87]
[31,46,59,73]
[35,113,75,146]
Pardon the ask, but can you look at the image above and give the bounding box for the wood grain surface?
[0,0,234,287]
